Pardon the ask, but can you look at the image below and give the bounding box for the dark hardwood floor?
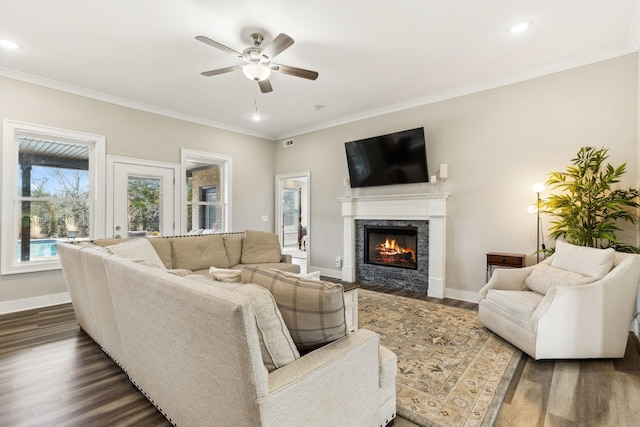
[0,304,171,427]
[1,284,639,426]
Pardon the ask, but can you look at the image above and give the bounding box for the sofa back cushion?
[241,266,347,351]
[551,241,614,279]
[147,237,173,268]
[171,235,230,270]
[223,233,244,266]
[241,230,281,264]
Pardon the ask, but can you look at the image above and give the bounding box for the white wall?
[0,77,274,310]
[275,54,638,301]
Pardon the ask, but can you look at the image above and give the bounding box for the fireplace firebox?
[364,225,418,270]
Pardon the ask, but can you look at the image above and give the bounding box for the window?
[181,149,231,233]
[2,120,105,274]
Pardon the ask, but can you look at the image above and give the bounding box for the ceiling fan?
[196,33,319,93]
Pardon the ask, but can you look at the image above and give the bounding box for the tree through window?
[2,120,105,274]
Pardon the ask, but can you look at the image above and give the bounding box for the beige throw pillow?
[170,235,230,270]
[241,265,347,351]
[185,275,299,371]
[241,230,281,264]
[283,270,321,281]
[208,266,242,282]
[106,238,165,269]
[525,263,597,295]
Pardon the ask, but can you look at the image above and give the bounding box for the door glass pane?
[128,176,160,235]
[283,188,300,232]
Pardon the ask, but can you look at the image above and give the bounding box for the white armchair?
[478,242,640,359]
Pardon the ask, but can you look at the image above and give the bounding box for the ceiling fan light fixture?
[243,62,271,81]
[0,39,20,50]
[510,21,531,34]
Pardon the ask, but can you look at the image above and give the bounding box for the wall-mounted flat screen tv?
[344,127,428,188]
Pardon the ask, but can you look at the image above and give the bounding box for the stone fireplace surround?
[356,219,429,293]
[340,193,449,298]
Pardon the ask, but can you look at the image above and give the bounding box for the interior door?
[108,159,179,238]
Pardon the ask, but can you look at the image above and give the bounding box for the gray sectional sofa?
[57,231,397,427]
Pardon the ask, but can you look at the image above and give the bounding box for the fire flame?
[376,238,416,263]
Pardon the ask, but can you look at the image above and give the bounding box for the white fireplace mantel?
[339,193,449,298]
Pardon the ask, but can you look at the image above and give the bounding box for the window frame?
[1,120,105,275]
[181,149,232,233]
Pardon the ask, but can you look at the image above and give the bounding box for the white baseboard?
[311,266,342,279]
[0,292,71,315]
[443,288,480,303]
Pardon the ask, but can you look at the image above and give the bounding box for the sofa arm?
[478,265,535,299]
[280,253,293,263]
[258,329,387,427]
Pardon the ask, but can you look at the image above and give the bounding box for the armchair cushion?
[524,264,597,295]
[551,241,614,279]
[485,290,543,327]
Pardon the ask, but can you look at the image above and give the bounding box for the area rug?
[358,289,521,427]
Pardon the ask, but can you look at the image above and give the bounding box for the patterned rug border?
[357,289,522,427]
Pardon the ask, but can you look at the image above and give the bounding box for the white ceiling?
[1,0,639,140]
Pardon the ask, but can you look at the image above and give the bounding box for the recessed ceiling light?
[0,39,20,50]
[510,21,531,34]
[252,113,262,122]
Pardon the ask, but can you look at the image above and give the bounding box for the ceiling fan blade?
[272,64,319,80]
[258,79,273,93]
[200,65,243,77]
[196,35,243,57]
[261,33,294,60]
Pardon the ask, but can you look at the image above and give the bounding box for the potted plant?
[541,146,640,253]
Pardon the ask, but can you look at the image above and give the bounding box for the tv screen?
[344,127,428,188]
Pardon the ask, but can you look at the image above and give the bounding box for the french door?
[106,157,180,238]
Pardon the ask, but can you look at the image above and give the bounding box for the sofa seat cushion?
[485,289,544,324]
[240,266,347,351]
[171,235,230,270]
[551,241,614,279]
[185,274,300,372]
[241,230,282,264]
[106,238,166,269]
[525,263,597,295]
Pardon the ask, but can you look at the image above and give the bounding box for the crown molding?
[0,67,272,140]
[276,45,638,140]
[627,0,640,49]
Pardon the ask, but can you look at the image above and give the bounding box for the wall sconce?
[529,183,545,263]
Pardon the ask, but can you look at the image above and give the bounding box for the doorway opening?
[275,172,310,273]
